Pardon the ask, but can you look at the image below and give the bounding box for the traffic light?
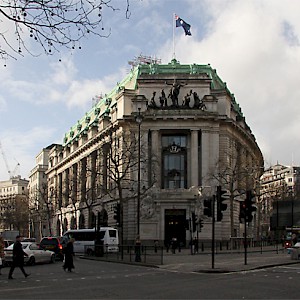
[203,198,212,217]
[245,190,256,223]
[216,185,228,221]
[199,219,203,232]
[113,203,121,226]
[239,201,246,223]
[192,212,197,232]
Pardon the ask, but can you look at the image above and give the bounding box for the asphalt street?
[1,249,300,299]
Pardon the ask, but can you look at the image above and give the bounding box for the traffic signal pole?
[244,213,247,265]
[212,195,215,269]
[243,190,256,265]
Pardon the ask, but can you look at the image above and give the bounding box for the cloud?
[0,95,7,112]
[157,0,300,166]
[0,126,56,179]
[0,54,128,111]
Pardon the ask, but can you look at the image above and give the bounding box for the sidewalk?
[159,248,300,273]
[81,246,300,273]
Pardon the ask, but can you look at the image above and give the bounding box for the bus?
[62,227,119,255]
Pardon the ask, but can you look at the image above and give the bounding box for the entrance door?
[165,209,186,247]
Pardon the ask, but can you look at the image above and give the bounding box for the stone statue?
[159,89,167,107]
[166,80,187,107]
[183,90,192,108]
[148,91,157,108]
[193,91,206,110]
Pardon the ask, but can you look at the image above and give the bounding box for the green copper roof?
[63,59,243,146]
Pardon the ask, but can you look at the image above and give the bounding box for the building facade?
[0,176,29,236]
[260,164,300,238]
[28,145,56,241]
[46,59,263,246]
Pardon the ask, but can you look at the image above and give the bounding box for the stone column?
[201,129,219,187]
[151,129,160,187]
[190,130,199,187]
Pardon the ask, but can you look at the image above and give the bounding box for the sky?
[0,0,300,181]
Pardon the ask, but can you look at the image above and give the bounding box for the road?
[1,258,300,299]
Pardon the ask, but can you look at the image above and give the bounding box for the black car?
[39,237,64,260]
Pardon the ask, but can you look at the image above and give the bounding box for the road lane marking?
[1,286,47,292]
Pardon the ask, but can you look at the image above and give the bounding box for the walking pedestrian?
[171,237,177,254]
[8,235,30,279]
[0,236,4,275]
[154,240,159,253]
[135,236,141,262]
[63,238,75,272]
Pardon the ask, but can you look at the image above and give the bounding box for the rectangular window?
[162,134,187,189]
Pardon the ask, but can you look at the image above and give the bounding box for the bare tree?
[62,162,107,229]
[29,182,54,238]
[86,127,157,245]
[2,194,29,236]
[210,141,263,239]
[0,0,131,62]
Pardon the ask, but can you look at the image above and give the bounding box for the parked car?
[39,237,65,260]
[4,242,56,266]
[4,240,14,248]
[289,242,300,258]
[22,237,36,242]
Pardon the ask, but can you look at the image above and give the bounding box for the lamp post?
[135,108,143,236]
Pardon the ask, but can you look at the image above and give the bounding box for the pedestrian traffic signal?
[216,185,228,221]
[199,219,203,232]
[113,203,121,226]
[203,198,212,217]
[239,201,246,223]
[245,190,256,223]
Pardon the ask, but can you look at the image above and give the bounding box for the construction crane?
[0,141,20,179]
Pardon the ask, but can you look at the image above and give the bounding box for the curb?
[79,255,300,273]
[195,261,300,273]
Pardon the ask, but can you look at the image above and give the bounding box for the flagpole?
[172,13,175,59]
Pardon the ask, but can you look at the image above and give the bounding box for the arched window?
[71,216,77,229]
[63,218,68,233]
[56,219,61,236]
[79,214,85,229]
[91,212,96,228]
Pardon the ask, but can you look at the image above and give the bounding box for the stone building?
[46,59,263,246]
[28,145,56,241]
[260,164,300,238]
[0,176,29,236]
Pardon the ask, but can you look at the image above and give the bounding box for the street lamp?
[135,107,143,236]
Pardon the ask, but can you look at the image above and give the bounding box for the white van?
[62,227,119,255]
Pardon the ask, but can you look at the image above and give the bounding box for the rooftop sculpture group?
[147,80,207,110]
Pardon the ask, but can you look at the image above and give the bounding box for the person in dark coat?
[63,238,75,272]
[135,236,141,262]
[8,235,30,279]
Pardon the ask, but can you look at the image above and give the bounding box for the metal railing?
[82,240,286,265]
[84,244,164,265]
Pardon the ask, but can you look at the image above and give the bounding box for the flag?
[175,15,192,36]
